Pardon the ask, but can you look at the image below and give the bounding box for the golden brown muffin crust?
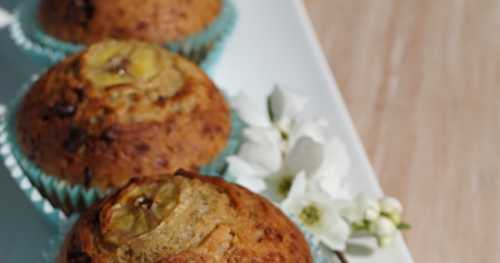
[59,171,312,263]
[16,40,230,191]
[38,0,222,44]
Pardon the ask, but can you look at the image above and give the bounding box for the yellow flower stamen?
[299,204,322,226]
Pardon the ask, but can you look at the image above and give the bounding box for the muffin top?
[16,40,230,190]
[38,0,222,44]
[58,171,312,263]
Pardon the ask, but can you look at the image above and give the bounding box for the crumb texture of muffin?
[59,171,312,263]
[38,0,222,44]
[16,40,230,190]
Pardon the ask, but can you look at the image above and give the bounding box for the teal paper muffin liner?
[10,0,237,70]
[0,105,67,227]
[41,212,328,262]
[0,79,243,227]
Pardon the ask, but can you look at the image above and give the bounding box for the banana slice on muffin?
[16,40,231,191]
[58,171,313,263]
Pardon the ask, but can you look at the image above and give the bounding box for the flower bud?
[355,194,380,213]
[364,208,379,221]
[385,211,402,225]
[380,197,402,214]
[377,235,393,247]
[375,217,397,237]
[340,205,363,224]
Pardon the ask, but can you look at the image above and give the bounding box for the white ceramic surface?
[211,1,414,262]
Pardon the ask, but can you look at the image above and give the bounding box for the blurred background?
[305,0,499,262]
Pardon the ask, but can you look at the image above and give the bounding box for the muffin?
[10,0,236,67]
[58,170,313,263]
[13,40,231,213]
[39,0,220,45]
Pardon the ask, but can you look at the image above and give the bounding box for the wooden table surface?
[304,1,500,262]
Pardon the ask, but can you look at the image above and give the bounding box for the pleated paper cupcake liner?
[0,79,243,227]
[10,0,237,70]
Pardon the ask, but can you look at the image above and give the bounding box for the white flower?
[267,87,307,131]
[340,193,408,248]
[340,193,380,224]
[231,93,270,127]
[282,173,351,251]
[232,87,309,145]
[313,137,351,200]
[340,204,364,224]
[229,135,351,204]
[288,117,328,147]
[226,156,268,193]
[375,217,398,247]
[260,136,324,202]
[238,128,282,173]
[355,194,381,221]
[380,196,403,214]
[227,86,359,251]
[375,217,397,237]
[283,136,324,176]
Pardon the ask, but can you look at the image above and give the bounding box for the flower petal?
[235,176,267,193]
[340,203,364,224]
[269,87,307,124]
[288,171,307,199]
[226,156,268,193]
[289,118,328,147]
[316,202,351,251]
[318,217,351,251]
[231,94,271,126]
[281,172,310,213]
[313,137,352,199]
[319,137,351,178]
[238,139,282,173]
[242,126,281,145]
[226,156,268,178]
[355,193,381,213]
[380,196,403,214]
[285,136,323,176]
[375,217,397,237]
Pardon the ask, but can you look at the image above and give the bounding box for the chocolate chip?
[68,0,95,29]
[157,158,169,168]
[136,21,148,30]
[133,167,143,174]
[134,143,150,153]
[40,110,51,121]
[156,96,167,107]
[74,0,95,26]
[100,127,118,143]
[64,127,87,153]
[82,0,95,21]
[92,210,100,228]
[53,102,77,118]
[68,59,81,75]
[74,87,86,102]
[67,250,91,263]
[83,167,92,187]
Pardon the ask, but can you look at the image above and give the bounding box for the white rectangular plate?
[211,1,414,262]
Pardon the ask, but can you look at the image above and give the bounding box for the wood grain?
[304,0,500,262]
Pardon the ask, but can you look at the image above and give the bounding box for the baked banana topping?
[59,171,313,263]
